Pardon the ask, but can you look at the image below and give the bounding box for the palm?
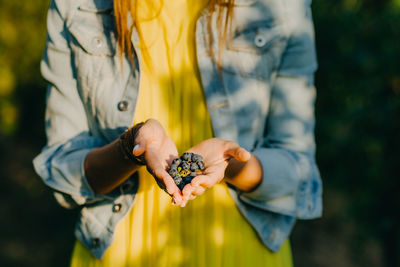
[134,119,182,204]
[200,161,227,184]
[145,136,178,170]
[183,138,250,200]
[190,141,229,184]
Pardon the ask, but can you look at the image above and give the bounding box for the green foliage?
[313,0,400,262]
[0,0,50,135]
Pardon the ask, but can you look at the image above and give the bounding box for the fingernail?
[133,144,140,152]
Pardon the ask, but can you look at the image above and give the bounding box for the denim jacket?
[33,0,322,259]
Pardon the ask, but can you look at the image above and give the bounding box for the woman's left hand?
[181,138,251,205]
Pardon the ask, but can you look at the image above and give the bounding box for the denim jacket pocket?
[69,5,116,58]
[69,23,116,56]
[221,22,285,79]
[67,6,122,136]
[69,0,116,56]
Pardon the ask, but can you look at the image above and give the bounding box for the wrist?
[224,154,263,192]
[119,122,147,165]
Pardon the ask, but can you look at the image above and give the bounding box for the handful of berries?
[168,152,205,191]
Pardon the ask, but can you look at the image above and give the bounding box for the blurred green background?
[0,0,399,266]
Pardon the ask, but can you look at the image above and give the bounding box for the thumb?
[225,145,251,162]
[132,143,146,156]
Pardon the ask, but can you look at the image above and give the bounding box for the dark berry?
[170,163,178,171]
[197,161,205,170]
[190,162,199,172]
[172,158,182,166]
[181,152,192,162]
[192,154,203,163]
[169,168,179,177]
[180,161,190,171]
[173,176,183,186]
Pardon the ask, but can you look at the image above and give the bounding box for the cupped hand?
[132,119,184,206]
[181,138,251,205]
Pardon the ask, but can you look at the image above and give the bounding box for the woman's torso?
[42,0,317,259]
[65,0,289,147]
[70,0,292,265]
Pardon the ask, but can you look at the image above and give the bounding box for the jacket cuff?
[238,148,300,216]
[33,136,108,206]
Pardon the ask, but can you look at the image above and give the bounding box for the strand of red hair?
[113,0,235,69]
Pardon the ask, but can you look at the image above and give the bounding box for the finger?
[225,143,251,162]
[189,194,197,201]
[191,185,206,197]
[179,191,190,207]
[132,143,146,156]
[151,167,183,205]
[235,147,251,161]
[182,184,195,203]
[191,175,215,189]
[162,175,183,205]
[179,197,188,207]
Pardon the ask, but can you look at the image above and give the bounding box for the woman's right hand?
[133,119,184,206]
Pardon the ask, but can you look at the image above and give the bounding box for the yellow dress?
[70,0,292,266]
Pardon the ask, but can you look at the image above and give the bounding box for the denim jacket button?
[117,101,129,111]
[92,238,100,248]
[307,203,313,211]
[112,203,122,213]
[254,34,267,48]
[93,37,103,48]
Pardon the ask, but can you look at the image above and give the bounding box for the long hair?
[113,0,234,68]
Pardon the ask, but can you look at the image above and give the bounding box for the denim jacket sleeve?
[33,0,108,208]
[238,6,322,219]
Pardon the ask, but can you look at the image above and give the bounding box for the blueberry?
[169,168,179,177]
[180,161,190,171]
[197,161,205,170]
[192,154,203,163]
[190,162,199,172]
[170,163,178,171]
[172,158,182,166]
[181,152,192,162]
[173,176,183,186]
